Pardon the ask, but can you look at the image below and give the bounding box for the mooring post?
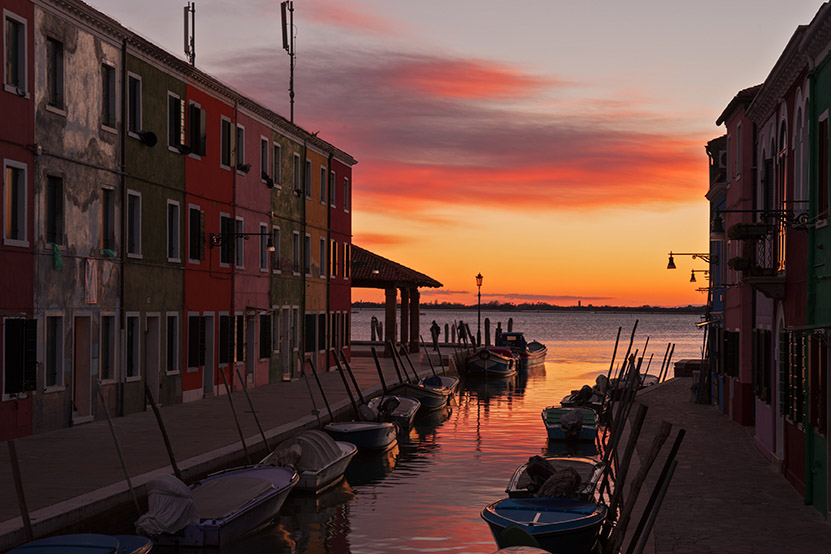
[507,317,513,332]
[144,383,184,481]
[484,318,491,346]
[444,323,449,343]
[8,440,33,541]
[306,354,334,422]
[297,353,322,427]
[234,367,270,454]
[218,368,251,464]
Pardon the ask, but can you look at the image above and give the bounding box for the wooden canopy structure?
[351,245,442,354]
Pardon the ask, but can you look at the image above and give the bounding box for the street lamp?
[666,251,717,269]
[690,269,710,283]
[475,273,483,347]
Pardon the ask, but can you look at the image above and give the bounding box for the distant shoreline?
[351,302,705,314]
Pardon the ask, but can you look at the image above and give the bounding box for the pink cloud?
[299,0,406,35]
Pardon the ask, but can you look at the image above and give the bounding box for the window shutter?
[199,109,207,156]
[198,316,206,366]
[4,320,24,394]
[778,332,788,415]
[24,319,37,391]
[198,210,206,260]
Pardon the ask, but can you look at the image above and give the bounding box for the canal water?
[226,310,704,554]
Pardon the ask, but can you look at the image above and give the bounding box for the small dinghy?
[366,394,421,430]
[8,534,152,554]
[400,375,456,412]
[465,347,518,378]
[495,332,547,370]
[136,466,298,547]
[542,406,598,442]
[481,497,606,553]
[261,430,357,492]
[505,455,605,501]
[324,420,397,451]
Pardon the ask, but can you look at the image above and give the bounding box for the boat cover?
[560,408,585,439]
[136,474,199,536]
[190,475,274,519]
[273,430,344,472]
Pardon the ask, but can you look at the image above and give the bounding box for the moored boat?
[542,406,598,442]
[323,420,397,450]
[400,375,457,412]
[505,455,605,501]
[366,394,421,430]
[261,430,357,492]
[465,347,518,377]
[8,534,152,554]
[137,466,299,547]
[495,332,547,370]
[481,497,607,553]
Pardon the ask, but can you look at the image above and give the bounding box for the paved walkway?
[630,378,831,554]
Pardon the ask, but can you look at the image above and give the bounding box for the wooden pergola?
[351,245,442,354]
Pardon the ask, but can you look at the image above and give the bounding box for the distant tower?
[578,300,581,308]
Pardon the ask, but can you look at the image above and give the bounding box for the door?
[145,315,160,404]
[246,315,256,385]
[73,316,92,422]
[281,309,290,379]
[203,315,215,396]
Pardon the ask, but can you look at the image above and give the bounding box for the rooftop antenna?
[184,2,196,66]
[281,0,295,122]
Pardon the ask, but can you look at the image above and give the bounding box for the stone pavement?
[0,348,436,551]
[631,377,831,554]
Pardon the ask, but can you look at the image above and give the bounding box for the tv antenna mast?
[281,1,295,122]
[184,2,196,66]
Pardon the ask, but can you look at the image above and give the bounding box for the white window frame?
[167,91,183,152]
[291,307,299,351]
[167,199,181,263]
[127,71,142,138]
[101,186,116,251]
[819,109,830,227]
[293,153,301,195]
[126,189,142,258]
[45,173,64,247]
[44,36,64,114]
[3,10,28,97]
[125,312,141,382]
[272,225,281,274]
[259,222,269,272]
[220,115,232,170]
[320,165,327,204]
[235,216,244,268]
[188,100,205,160]
[3,159,28,247]
[236,123,246,173]
[344,177,350,213]
[304,158,312,199]
[260,136,269,182]
[292,230,301,276]
[44,312,64,391]
[186,311,201,372]
[165,312,180,375]
[273,143,282,188]
[101,62,117,133]
[99,312,117,383]
[344,242,350,280]
[329,170,336,207]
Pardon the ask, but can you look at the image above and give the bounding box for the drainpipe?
[118,38,128,417]
[804,65,818,506]
[326,152,332,369]
[300,139,307,377]
[232,100,238,392]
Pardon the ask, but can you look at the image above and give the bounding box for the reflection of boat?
[344,443,400,486]
[465,347,518,377]
[324,420,397,451]
[261,430,357,492]
[495,332,547,370]
[366,394,421,430]
[505,455,605,501]
[412,406,452,438]
[137,466,299,547]
[8,534,152,554]
[464,373,514,399]
[481,497,607,553]
[542,406,598,442]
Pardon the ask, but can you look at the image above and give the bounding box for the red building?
[1,0,35,440]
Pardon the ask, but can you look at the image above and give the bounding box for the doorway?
[73,316,92,423]
[203,314,215,396]
[145,315,160,405]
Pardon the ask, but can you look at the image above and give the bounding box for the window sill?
[188,258,201,265]
[99,378,117,385]
[101,124,118,135]
[127,252,143,260]
[167,257,181,264]
[45,104,67,117]
[4,239,30,248]
[220,164,232,171]
[4,84,30,98]
[272,269,282,275]
[186,366,199,373]
[2,392,28,401]
[128,131,142,141]
[126,376,141,383]
[165,370,180,376]
[188,153,202,161]
[44,385,65,393]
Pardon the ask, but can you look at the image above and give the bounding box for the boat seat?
[191,476,274,520]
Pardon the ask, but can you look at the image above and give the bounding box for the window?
[4,160,27,245]
[319,237,326,278]
[293,153,301,194]
[344,177,350,212]
[329,170,336,207]
[188,205,204,262]
[102,187,115,251]
[219,314,231,365]
[3,318,36,396]
[102,64,116,128]
[236,125,245,170]
[260,137,269,181]
[219,214,233,265]
[100,315,115,381]
[189,102,206,156]
[272,226,281,272]
[304,313,315,354]
[292,231,300,274]
[344,312,350,348]
[220,117,232,168]
[291,308,299,350]
[127,190,141,257]
[167,200,180,262]
[259,223,268,271]
[126,314,140,379]
[127,73,141,135]
[320,166,326,204]
[330,238,337,277]
[273,143,281,186]
[259,314,270,359]
[46,175,63,245]
[736,123,742,176]
[344,242,350,279]
[46,37,63,110]
[271,310,280,353]
[235,217,244,267]
[304,233,311,275]
[318,313,326,351]
[168,93,184,149]
[187,314,206,369]
[304,159,311,198]
[45,315,63,388]
[235,314,245,363]
[4,12,26,94]
[166,313,179,374]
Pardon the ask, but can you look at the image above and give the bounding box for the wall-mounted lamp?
[237,162,252,174]
[209,231,275,252]
[710,207,809,240]
[667,251,717,270]
[137,130,157,147]
[690,269,710,283]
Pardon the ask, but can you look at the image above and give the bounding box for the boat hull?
[324,421,397,450]
[466,348,517,377]
[296,441,358,492]
[400,382,451,411]
[481,497,606,553]
[8,534,152,554]
[542,407,598,442]
[506,456,605,501]
[366,395,421,430]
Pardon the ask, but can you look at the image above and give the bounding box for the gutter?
[118,38,127,417]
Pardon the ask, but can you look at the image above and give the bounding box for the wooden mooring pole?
[8,440,33,541]
[234,367,271,454]
[218,368,251,464]
[144,383,183,481]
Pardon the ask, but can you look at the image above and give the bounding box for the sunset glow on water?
[226,310,702,553]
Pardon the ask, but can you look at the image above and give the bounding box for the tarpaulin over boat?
[136,474,199,536]
[270,430,344,472]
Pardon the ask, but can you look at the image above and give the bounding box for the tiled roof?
[351,245,442,289]
[715,84,763,126]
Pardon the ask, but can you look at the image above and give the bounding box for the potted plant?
[728,256,752,271]
[727,222,772,240]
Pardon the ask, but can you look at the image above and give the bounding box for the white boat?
[505,455,605,501]
[400,375,458,411]
[324,420,397,450]
[136,465,298,547]
[366,394,421,430]
[261,430,357,492]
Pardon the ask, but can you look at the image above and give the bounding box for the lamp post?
[475,273,483,347]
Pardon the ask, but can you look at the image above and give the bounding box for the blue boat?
[9,534,152,553]
[481,497,607,553]
[495,332,547,370]
[541,406,598,442]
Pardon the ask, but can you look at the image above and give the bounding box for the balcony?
[729,234,784,299]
